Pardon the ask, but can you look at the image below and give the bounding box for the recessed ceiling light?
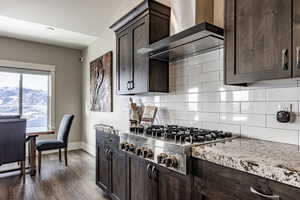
[46,27,55,31]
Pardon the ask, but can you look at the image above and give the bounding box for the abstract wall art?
[90,51,113,112]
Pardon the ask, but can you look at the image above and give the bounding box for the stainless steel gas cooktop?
[119,125,239,175]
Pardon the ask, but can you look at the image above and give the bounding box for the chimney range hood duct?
[138,22,223,62]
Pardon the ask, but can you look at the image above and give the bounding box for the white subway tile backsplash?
[133,49,300,146]
[220,89,266,102]
[266,115,300,131]
[241,102,266,114]
[219,102,241,113]
[266,87,300,101]
[198,71,220,83]
[220,113,265,127]
[189,50,221,64]
[202,102,240,113]
[241,126,299,145]
[201,60,222,72]
[175,111,219,122]
[198,92,220,102]
[202,103,220,112]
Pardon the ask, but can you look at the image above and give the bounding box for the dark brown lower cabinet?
[96,131,126,200]
[96,144,110,191]
[128,157,153,200]
[157,166,192,200]
[111,149,127,200]
[192,158,300,200]
[127,155,192,200]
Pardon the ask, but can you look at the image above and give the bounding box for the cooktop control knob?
[120,142,126,150]
[169,156,178,168]
[124,143,131,151]
[142,148,153,159]
[147,149,153,159]
[135,147,143,156]
[128,144,136,152]
[157,153,168,164]
[163,156,178,168]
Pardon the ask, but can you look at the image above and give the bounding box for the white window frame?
[0,59,55,129]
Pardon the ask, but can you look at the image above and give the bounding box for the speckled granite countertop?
[192,138,300,188]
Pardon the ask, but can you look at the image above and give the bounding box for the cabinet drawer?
[192,158,300,200]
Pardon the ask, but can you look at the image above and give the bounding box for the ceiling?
[0,0,169,50]
[0,15,98,49]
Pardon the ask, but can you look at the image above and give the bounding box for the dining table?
[26,129,55,176]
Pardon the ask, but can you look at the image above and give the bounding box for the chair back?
[0,119,26,165]
[57,114,74,145]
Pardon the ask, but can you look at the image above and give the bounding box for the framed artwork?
[90,51,113,112]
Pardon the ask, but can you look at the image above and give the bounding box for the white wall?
[0,36,82,143]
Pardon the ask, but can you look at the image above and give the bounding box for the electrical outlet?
[277,104,296,123]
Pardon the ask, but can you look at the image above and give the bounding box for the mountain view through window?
[0,71,50,131]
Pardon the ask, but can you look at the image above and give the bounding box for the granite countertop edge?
[192,139,300,189]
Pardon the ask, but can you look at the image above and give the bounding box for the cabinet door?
[156,166,192,200]
[96,144,110,191]
[293,0,300,77]
[111,149,127,200]
[128,157,153,200]
[117,28,132,94]
[132,16,149,94]
[225,0,292,85]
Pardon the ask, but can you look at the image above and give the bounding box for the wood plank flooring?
[0,150,110,200]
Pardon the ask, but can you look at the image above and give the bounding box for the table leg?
[30,136,37,176]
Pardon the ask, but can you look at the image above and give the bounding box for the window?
[0,72,20,115]
[0,66,54,132]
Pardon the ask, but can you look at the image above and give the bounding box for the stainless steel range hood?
[138,22,223,62]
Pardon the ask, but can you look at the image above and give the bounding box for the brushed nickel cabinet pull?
[127,81,131,90]
[282,49,289,71]
[250,187,280,200]
[297,47,300,69]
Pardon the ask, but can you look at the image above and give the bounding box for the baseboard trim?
[80,142,96,156]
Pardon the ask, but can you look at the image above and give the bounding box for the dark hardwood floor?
[0,150,110,200]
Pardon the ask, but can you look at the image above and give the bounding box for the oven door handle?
[104,148,109,160]
[147,164,152,179]
[151,166,158,180]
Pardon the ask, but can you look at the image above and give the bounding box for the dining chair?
[36,114,74,173]
[0,118,26,180]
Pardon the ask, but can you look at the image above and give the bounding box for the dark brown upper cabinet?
[110,0,170,95]
[225,0,295,85]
